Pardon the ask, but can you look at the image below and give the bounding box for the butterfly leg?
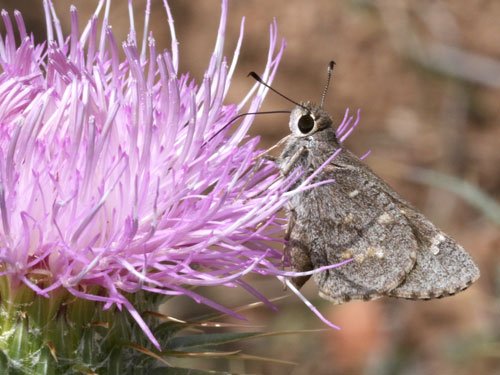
[234,155,278,201]
[280,145,308,176]
[236,141,302,201]
[284,208,313,288]
[253,134,291,161]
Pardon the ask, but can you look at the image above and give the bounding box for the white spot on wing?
[367,246,385,259]
[341,249,353,259]
[348,190,359,198]
[344,213,354,224]
[374,248,385,259]
[377,212,393,224]
[430,232,446,255]
[355,254,365,263]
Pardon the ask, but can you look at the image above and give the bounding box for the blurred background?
[1,0,499,374]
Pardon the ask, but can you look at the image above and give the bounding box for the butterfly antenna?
[320,60,335,109]
[248,72,307,110]
[202,110,291,147]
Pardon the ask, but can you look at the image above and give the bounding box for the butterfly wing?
[386,208,480,299]
[282,132,419,303]
[281,129,479,303]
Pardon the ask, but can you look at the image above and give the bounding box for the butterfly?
[250,62,479,304]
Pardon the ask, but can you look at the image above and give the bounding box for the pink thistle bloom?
[0,0,356,354]
[0,0,341,351]
[0,0,292,348]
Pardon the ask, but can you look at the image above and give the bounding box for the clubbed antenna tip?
[320,60,336,108]
[248,71,306,110]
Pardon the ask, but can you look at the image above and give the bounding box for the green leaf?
[154,321,188,342]
[161,349,241,358]
[167,332,262,350]
[159,350,296,367]
[225,353,296,365]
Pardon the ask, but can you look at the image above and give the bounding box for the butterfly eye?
[297,114,315,134]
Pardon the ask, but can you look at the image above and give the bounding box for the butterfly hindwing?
[386,208,480,299]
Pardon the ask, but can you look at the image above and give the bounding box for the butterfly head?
[289,102,333,138]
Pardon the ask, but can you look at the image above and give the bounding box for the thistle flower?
[0,0,359,372]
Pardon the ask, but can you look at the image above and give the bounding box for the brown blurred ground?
[2,1,499,374]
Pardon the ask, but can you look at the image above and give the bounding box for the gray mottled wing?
[386,208,480,299]
[281,127,478,304]
[285,146,419,304]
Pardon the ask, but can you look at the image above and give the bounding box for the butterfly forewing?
[279,104,479,304]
